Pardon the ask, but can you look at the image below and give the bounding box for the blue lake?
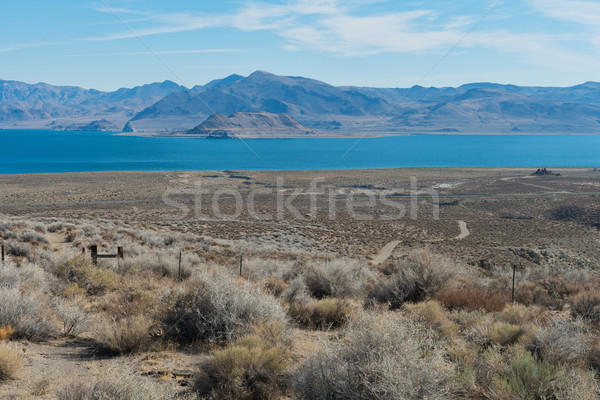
[1,130,599,174]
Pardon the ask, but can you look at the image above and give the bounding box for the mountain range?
[1,71,600,134]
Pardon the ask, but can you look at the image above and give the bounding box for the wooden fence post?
[239,251,243,276]
[511,258,516,304]
[1,244,4,264]
[178,249,182,281]
[118,246,124,259]
[91,245,98,265]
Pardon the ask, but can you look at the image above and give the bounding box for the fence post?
[91,245,98,265]
[239,251,243,276]
[118,246,124,259]
[178,249,182,281]
[511,258,516,304]
[1,244,4,264]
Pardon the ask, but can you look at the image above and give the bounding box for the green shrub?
[196,335,289,399]
[55,255,119,295]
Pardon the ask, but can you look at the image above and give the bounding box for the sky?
[1,0,599,91]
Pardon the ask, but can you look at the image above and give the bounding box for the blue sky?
[1,0,599,91]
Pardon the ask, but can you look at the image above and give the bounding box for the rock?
[532,168,560,176]
[123,121,135,132]
[185,111,319,138]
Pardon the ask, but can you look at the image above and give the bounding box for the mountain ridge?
[2,72,600,134]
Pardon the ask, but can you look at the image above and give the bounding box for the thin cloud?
[57,49,245,57]
[0,41,68,53]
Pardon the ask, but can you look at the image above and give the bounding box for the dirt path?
[371,240,401,265]
[455,220,470,239]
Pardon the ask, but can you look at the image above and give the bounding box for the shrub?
[159,269,287,344]
[570,290,600,321]
[405,301,458,337]
[54,255,119,295]
[196,335,289,399]
[55,303,88,337]
[289,298,352,330]
[368,251,455,309]
[0,288,54,341]
[435,287,508,312]
[488,322,524,346]
[294,311,453,399]
[95,315,152,355]
[530,318,591,366]
[263,278,288,297]
[0,343,21,382]
[0,326,13,341]
[7,241,31,257]
[19,229,49,244]
[301,259,374,299]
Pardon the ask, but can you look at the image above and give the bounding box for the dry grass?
[0,343,21,382]
[289,298,352,330]
[95,315,153,355]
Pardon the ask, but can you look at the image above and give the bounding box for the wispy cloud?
[84,0,599,72]
[0,41,67,53]
[58,48,244,57]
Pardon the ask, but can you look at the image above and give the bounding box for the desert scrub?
[55,302,88,337]
[0,288,55,341]
[435,286,508,312]
[289,298,352,330]
[570,290,600,321]
[95,315,153,355]
[300,258,375,299]
[490,349,598,400]
[405,301,458,337]
[159,269,287,344]
[530,318,591,366]
[294,310,453,400]
[0,343,21,382]
[368,250,456,309]
[196,334,290,399]
[54,255,119,295]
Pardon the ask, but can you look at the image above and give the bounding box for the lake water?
[1,130,599,174]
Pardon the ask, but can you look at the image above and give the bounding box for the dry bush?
[435,287,508,313]
[488,322,524,346]
[159,269,287,344]
[196,334,289,399]
[281,277,312,304]
[405,301,458,337]
[0,343,21,382]
[19,229,49,244]
[6,241,31,257]
[368,250,455,309]
[263,278,288,297]
[95,315,153,355]
[0,288,55,341]
[289,298,352,330]
[55,302,88,337]
[100,287,157,319]
[294,310,453,400]
[516,277,589,309]
[570,290,600,321]
[54,255,119,295]
[301,258,375,299]
[530,318,591,366]
[0,325,13,341]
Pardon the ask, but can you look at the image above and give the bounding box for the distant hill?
[0,79,186,129]
[2,72,600,134]
[186,112,318,138]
